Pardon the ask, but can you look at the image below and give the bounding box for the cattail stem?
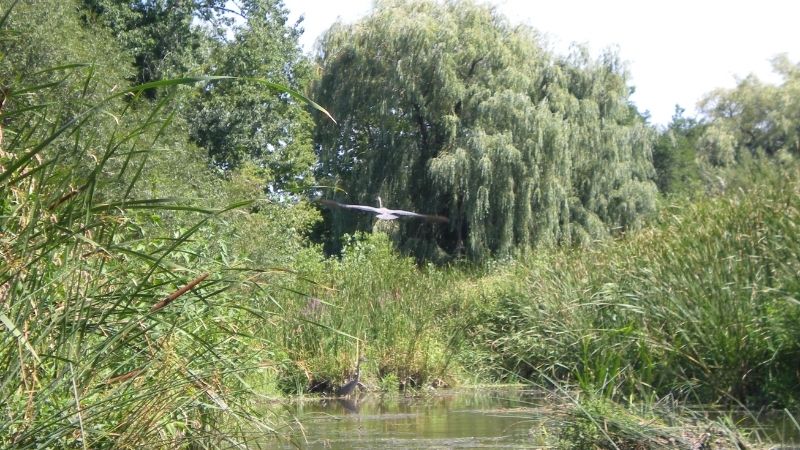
[105,368,143,385]
[150,273,209,312]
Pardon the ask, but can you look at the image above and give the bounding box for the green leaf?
[0,312,41,364]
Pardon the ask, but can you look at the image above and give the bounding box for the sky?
[282,0,800,126]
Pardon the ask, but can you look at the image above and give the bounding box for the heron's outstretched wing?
[340,204,382,213]
[318,199,380,213]
[317,199,448,223]
[388,209,449,223]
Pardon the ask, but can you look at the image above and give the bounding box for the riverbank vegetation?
[2,0,798,447]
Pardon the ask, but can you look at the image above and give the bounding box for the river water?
[273,387,545,449]
[263,387,799,449]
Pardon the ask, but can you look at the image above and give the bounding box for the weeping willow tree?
[313,0,656,259]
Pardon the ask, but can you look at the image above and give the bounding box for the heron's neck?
[377,196,383,208]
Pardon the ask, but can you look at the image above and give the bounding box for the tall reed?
[0,62,289,448]
[274,231,475,391]
[470,163,800,406]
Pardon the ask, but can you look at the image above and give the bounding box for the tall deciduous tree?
[313,0,656,259]
[652,106,703,195]
[80,0,228,89]
[698,55,800,167]
[186,0,316,186]
[81,0,317,190]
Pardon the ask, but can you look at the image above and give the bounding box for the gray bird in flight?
[318,197,448,223]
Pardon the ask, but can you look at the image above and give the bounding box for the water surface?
[274,387,545,449]
[264,387,799,449]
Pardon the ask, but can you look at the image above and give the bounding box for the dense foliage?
[1,0,319,446]
[698,54,800,167]
[313,0,657,259]
[651,106,703,195]
[468,164,800,407]
[81,0,317,187]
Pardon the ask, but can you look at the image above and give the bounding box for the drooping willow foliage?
[313,0,657,259]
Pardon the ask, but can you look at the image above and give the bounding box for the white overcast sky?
[283,0,800,126]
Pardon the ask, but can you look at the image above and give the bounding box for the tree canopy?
[651,106,703,195]
[698,54,800,167]
[312,0,656,259]
[184,0,317,183]
[81,0,317,189]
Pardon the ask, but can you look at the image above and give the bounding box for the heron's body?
[335,375,360,397]
[336,356,366,397]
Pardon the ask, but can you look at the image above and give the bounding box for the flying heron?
[336,356,366,397]
[318,197,448,223]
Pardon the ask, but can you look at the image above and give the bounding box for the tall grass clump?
[470,163,800,407]
[0,70,257,448]
[0,11,311,445]
[276,231,479,392]
[0,0,350,444]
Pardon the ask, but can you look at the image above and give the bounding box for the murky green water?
[261,387,800,449]
[272,387,545,449]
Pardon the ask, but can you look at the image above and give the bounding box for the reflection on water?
[273,387,545,449]
[262,388,800,449]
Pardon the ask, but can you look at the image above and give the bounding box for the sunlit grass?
[0,50,336,446]
[466,163,800,408]
[277,163,800,416]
